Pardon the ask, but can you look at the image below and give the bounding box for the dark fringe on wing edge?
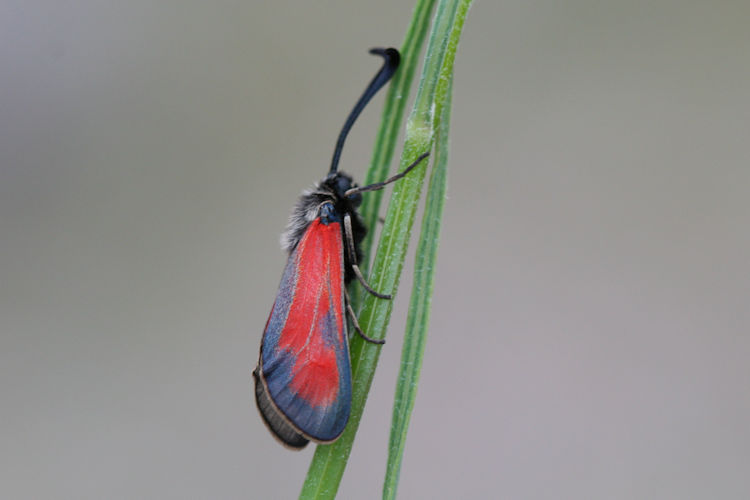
[253,367,309,449]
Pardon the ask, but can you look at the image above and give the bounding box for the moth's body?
[253,172,366,448]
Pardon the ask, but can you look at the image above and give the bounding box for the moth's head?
[324,172,362,208]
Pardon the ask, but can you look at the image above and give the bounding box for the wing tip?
[253,367,310,450]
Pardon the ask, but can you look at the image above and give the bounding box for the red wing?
[256,219,352,443]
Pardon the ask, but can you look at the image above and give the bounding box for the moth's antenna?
[329,48,400,175]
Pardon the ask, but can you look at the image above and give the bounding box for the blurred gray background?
[2,1,749,498]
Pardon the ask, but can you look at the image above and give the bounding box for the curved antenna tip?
[328,47,402,175]
[369,47,400,66]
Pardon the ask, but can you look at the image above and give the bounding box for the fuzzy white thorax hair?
[279,182,332,253]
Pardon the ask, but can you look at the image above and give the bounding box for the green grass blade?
[298,2,437,499]
[299,0,471,497]
[382,74,454,500]
[384,1,471,498]
[382,80,452,500]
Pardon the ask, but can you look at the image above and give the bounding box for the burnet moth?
[253,48,429,449]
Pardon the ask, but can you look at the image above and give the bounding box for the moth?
[253,48,428,448]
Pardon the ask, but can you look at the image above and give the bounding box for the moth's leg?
[343,213,391,300]
[344,288,385,345]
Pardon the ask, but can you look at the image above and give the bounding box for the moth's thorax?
[279,171,363,253]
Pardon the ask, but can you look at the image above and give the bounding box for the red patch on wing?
[278,219,344,408]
